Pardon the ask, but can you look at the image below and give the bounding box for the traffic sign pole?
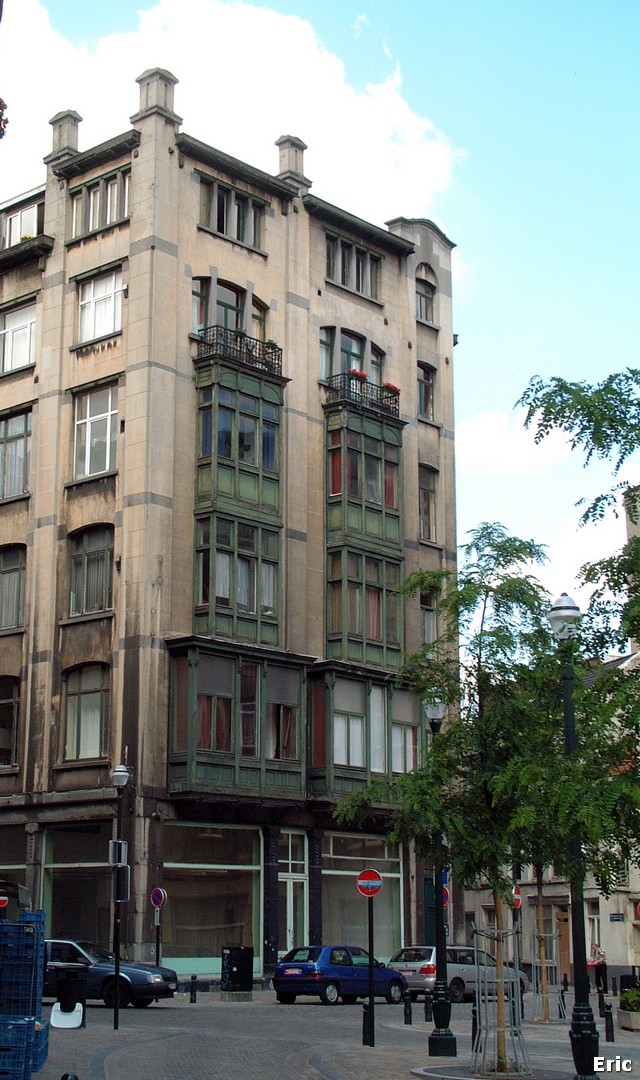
[357,870,383,1047]
[367,895,375,1047]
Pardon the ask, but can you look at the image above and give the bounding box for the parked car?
[388,944,529,1004]
[45,939,178,1008]
[272,945,407,1005]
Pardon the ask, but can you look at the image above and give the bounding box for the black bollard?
[362,1000,373,1046]
[471,1005,480,1052]
[612,975,618,997]
[424,989,433,1023]
[559,988,566,1020]
[598,988,606,1017]
[190,974,197,1003]
[563,972,568,993]
[402,988,412,1025]
[604,1002,614,1042]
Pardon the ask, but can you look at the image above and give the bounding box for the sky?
[1,0,638,625]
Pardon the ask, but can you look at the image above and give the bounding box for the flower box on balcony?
[347,369,368,380]
[382,382,400,393]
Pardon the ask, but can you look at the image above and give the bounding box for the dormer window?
[3,201,44,249]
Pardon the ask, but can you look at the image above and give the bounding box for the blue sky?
[2,0,638,616]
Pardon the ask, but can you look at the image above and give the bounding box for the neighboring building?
[0,69,457,978]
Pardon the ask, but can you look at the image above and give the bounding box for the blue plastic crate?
[29,1021,48,1073]
[0,1018,33,1076]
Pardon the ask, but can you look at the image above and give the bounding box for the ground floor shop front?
[0,815,412,978]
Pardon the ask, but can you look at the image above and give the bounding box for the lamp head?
[112,763,129,789]
[547,592,581,640]
[424,699,445,736]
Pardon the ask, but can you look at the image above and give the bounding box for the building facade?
[0,69,457,978]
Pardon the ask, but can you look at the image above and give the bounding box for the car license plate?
[284,967,302,975]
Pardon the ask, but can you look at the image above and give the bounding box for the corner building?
[0,69,457,979]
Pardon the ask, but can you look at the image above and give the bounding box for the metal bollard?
[612,975,618,997]
[402,988,412,1025]
[190,974,197,1003]
[559,988,566,1020]
[471,1005,479,1052]
[362,1001,372,1046]
[563,973,568,993]
[424,989,433,1023]
[605,1001,614,1043]
[598,988,606,1017]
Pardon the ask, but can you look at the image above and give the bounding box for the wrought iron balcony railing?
[324,372,400,419]
[197,325,282,376]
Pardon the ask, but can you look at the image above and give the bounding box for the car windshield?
[393,948,433,963]
[282,947,322,963]
[77,941,115,962]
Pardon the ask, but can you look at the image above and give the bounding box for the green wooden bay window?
[327,549,402,667]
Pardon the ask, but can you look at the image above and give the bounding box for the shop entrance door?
[278,831,307,956]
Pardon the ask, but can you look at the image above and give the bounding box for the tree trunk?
[494,889,508,1071]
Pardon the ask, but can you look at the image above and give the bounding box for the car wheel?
[448,978,465,1004]
[276,992,296,1004]
[320,981,340,1005]
[386,980,404,1004]
[132,998,153,1008]
[341,994,358,1004]
[102,979,132,1009]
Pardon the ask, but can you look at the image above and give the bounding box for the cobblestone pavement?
[36,991,640,1080]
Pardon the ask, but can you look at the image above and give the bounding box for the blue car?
[272,945,407,1005]
[45,939,178,1008]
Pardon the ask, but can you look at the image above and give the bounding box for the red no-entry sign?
[0,896,8,909]
[513,885,522,909]
[357,869,383,897]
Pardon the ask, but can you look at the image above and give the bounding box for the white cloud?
[351,14,369,39]
[0,0,461,225]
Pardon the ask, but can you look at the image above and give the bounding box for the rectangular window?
[266,703,297,760]
[70,526,113,615]
[197,694,232,752]
[192,278,210,333]
[416,280,435,323]
[78,269,123,343]
[419,465,437,542]
[240,663,258,757]
[64,665,108,761]
[420,591,437,651]
[199,178,264,247]
[370,686,386,773]
[0,302,36,373]
[319,327,334,380]
[0,546,25,629]
[0,411,31,498]
[325,233,382,300]
[74,384,118,478]
[0,677,19,767]
[88,186,100,232]
[392,723,418,773]
[418,366,435,421]
[334,712,364,767]
[6,203,38,246]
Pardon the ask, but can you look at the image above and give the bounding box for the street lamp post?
[425,702,457,1058]
[111,763,129,1031]
[547,593,599,1080]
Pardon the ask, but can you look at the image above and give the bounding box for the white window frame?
[73,384,118,479]
[0,303,36,373]
[78,269,123,343]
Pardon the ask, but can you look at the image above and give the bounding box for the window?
[328,429,398,511]
[213,386,278,473]
[197,693,232,752]
[240,662,258,757]
[416,264,437,324]
[418,365,435,421]
[0,303,36,373]
[0,676,19,766]
[216,284,243,330]
[340,331,363,372]
[419,465,437,542]
[5,202,42,247]
[392,723,418,773]
[266,704,297,760]
[70,170,131,238]
[334,711,364,767]
[320,328,334,381]
[211,519,278,617]
[74,384,118,479]
[199,177,264,248]
[420,591,437,650]
[0,546,26,629]
[78,269,123,343]
[325,233,382,300]
[0,411,31,498]
[70,526,114,615]
[192,278,210,333]
[64,664,109,761]
[328,551,400,647]
[320,327,385,383]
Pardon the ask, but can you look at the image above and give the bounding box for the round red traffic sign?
[0,896,8,909]
[512,885,522,910]
[357,869,383,897]
[442,885,450,908]
[150,887,168,908]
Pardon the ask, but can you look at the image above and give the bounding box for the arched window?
[416,263,437,324]
[69,525,114,616]
[0,545,25,629]
[63,664,109,761]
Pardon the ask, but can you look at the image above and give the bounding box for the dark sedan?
[272,945,406,1005]
[45,939,178,1008]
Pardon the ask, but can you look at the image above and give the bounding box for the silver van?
[388,944,529,1003]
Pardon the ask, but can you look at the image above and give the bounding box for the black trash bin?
[52,962,88,1022]
[619,974,638,995]
[220,946,253,992]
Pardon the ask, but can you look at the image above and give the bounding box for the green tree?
[337,523,640,1068]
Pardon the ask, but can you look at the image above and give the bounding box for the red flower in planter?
[347,368,368,379]
[382,382,400,392]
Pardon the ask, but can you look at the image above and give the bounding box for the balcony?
[197,325,282,376]
[324,372,400,419]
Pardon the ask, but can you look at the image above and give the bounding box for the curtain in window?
[196,694,212,749]
[78,690,102,758]
[365,456,380,503]
[240,664,257,756]
[0,569,20,628]
[330,447,341,495]
[262,422,276,471]
[384,462,397,508]
[370,686,386,773]
[349,715,364,766]
[215,698,232,752]
[334,713,348,765]
[215,551,230,606]
[4,436,25,497]
[281,705,296,759]
[84,550,106,611]
[237,557,255,612]
[261,562,275,615]
[347,449,359,497]
[365,586,381,640]
[347,582,361,634]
